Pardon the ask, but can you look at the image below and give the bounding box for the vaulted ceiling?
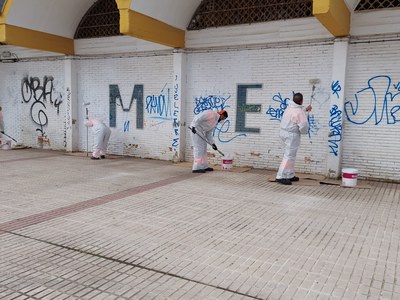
[0,0,360,55]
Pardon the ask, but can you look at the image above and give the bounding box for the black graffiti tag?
[21,76,62,136]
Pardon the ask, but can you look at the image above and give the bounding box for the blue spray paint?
[344,75,400,125]
[266,93,290,121]
[193,95,230,115]
[328,104,342,156]
[145,83,172,120]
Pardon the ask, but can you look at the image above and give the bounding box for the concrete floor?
[0,149,399,300]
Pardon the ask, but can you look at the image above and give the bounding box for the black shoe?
[100,155,106,159]
[91,157,100,160]
[276,178,292,185]
[204,167,214,172]
[192,169,206,173]
[289,176,299,182]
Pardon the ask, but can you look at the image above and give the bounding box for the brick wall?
[185,42,333,174]
[1,31,400,180]
[343,39,400,181]
[76,53,175,160]
[0,60,65,149]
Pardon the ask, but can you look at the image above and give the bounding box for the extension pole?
[1,132,17,143]
[188,127,225,156]
[86,107,89,157]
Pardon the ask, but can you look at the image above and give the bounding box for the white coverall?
[85,118,111,158]
[190,110,219,171]
[276,100,309,180]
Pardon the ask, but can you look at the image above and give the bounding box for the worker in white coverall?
[276,93,312,185]
[190,110,228,173]
[84,118,111,160]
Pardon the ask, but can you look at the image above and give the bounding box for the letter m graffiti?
[109,84,144,129]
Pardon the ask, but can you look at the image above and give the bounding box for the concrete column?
[326,37,349,178]
[64,57,79,152]
[172,49,187,162]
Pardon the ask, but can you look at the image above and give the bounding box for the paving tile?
[0,149,399,299]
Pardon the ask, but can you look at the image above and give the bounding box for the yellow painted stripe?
[115,0,131,10]
[1,24,74,55]
[1,0,74,54]
[313,0,350,37]
[121,9,185,48]
[0,0,13,22]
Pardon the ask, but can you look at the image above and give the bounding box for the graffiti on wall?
[213,119,247,143]
[193,92,247,143]
[307,114,320,141]
[193,95,230,115]
[146,83,172,120]
[172,76,181,152]
[327,80,343,156]
[266,93,290,121]
[331,80,342,99]
[21,75,63,141]
[64,87,72,147]
[328,104,342,156]
[345,75,400,125]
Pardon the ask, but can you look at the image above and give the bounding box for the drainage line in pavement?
[2,230,264,300]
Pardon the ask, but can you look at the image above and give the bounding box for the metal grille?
[74,0,120,39]
[188,0,312,30]
[356,0,400,10]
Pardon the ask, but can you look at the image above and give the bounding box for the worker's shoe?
[289,176,299,182]
[204,167,214,172]
[100,155,106,159]
[91,157,100,160]
[276,178,292,185]
[192,169,206,173]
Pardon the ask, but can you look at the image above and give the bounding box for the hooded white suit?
[276,100,309,180]
[85,118,111,158]
[190,110,219,171]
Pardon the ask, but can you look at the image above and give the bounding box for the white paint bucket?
[342,168,358,187]
[222,154,234,171]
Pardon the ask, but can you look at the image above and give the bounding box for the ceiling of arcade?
[0,0,397,55]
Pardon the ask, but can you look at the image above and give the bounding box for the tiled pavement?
[0,149,399,300]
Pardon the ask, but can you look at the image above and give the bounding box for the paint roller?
[309,79,320,106]
[83,102,91,156]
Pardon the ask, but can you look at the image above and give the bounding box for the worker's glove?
[191,127,196,134]
[212,144,218,151]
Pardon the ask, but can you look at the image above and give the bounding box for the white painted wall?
[6,0,96,38]
[76,52,175,160]
[75,36,170,56]
[0,44,61,58]
[351,9,400,36]
[131,0,202,29]
[186,17,332,48]
[0,59,65,149]
[185,41,334,174]
[2,8,400,180]
[343,38,400,181]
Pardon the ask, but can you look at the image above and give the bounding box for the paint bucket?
[222,154,234,171]
[342,168,358,187]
